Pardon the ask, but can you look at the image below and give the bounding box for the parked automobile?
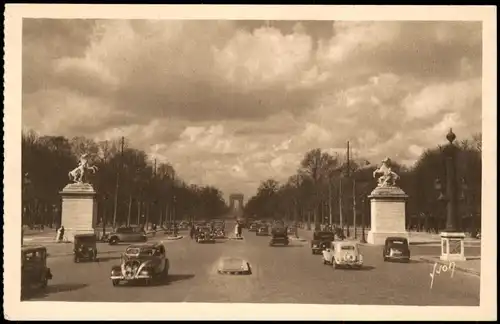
[214,227,226,238]
[256,226,269,236]
[73,233,98,263]
[287,225,298,236]
[196,227,216,243]
[311,231,335,254]
[324,241,363,269]
[108,226,147,245]
[383,237,410,262]
[110,242,169,286]
[248,223,259,232]
[21,245,53,296]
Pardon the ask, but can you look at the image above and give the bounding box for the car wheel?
[311,250,315,255]
[112,279,119,286]
[383,256,387,262]
[109,237,118,245]
[74,256,79,263]
[323,259,327,265]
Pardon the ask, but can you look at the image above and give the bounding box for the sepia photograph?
[4,4,497,321]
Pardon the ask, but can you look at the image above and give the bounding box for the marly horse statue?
[373,158,399,187]
[68,154,98,184]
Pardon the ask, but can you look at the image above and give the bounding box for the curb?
[415,256,480,277]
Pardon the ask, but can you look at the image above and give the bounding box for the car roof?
[127,242,161,249]
[74,233,96,238]
[386,236,408,241]
[334,241,358,246]
[22,245,47,252]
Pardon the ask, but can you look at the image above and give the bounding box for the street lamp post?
[22,173,32,246]
[435,129,467,261]
[360,196,367,243]
[102,194,107,238]
[173,195,177,236]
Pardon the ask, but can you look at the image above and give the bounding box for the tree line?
[244,133,482,235]
[21,130,229,229]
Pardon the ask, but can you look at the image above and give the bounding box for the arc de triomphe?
[229,193,244,212]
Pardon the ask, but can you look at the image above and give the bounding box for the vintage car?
[311,231,335,254]
[217,257,252,275]
[323,241,363,269]
[287,225,298,236]
[21,245,53,296]
[248,223,259,232]
[196,227,216,243]
[269,224,289,246]
[110,242,169,286]
[256,226,269,236]
[73,233,98,263]
[383,237,410,262]
[108,226,147,245]
[214,227,226,239]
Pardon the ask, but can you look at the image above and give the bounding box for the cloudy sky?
[22,19,482,200]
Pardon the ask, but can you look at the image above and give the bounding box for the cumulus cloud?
[22,20,482,199]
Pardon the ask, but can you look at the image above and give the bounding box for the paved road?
[23,221,480,305]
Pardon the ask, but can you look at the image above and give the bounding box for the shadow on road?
[167,274,195,283]
[96,256,122,262]
[22,283,88,301]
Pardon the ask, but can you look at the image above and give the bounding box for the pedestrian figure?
[237,222,242,238]
[234,223,239,238]
[57,226,65,242]
[190,225,195,239]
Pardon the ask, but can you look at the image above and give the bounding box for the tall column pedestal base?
[59,183,98,243]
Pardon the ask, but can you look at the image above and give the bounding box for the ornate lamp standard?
[173,194,178,236]
[360,195,367,244]
[435,129,467,261]
[22,173,32,246]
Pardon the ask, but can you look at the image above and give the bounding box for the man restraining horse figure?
[68,153,98,183]
[372,157,399,187]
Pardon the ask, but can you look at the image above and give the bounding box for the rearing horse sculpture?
[68,153,98,184]
[373,157,399,187]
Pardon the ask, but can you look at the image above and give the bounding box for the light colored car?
[217,257,251,275]
[322,241,363,269]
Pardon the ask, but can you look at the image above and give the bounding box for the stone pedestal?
[59,183,98,242]
[440,232,466,261]
[367,186,409,245]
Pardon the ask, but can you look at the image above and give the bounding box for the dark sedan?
[383,237,410,262]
